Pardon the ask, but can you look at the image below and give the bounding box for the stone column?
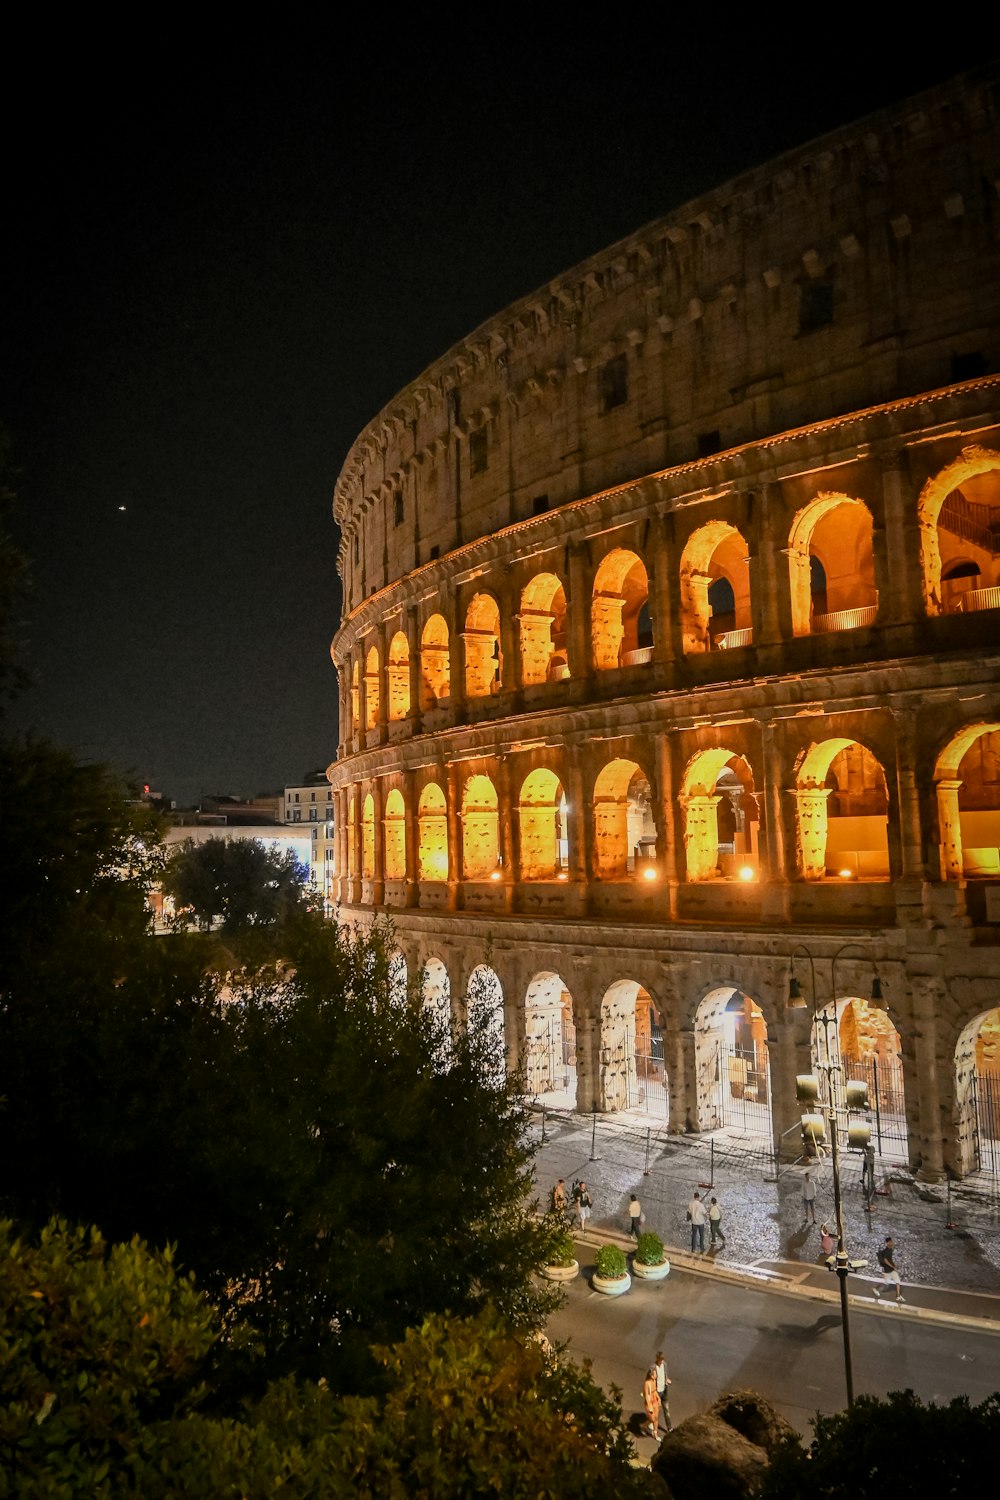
[892,706,927,894]
[372,777,385,907]
[760,718,790,920]
[649,514,675,665]
[749,530,782,647]
[446,760,462,911]
[375,622,389,746]
[664,1023,697,1134]
[406,607,422,731]
[448,602,466,723]
[680,793,723,882]
[497,755,517,914]
[935,778,964,883]
[566,542,593,683]
[908,973,947,1181]
[879,451,923,624]
[571,980,602,1114]
[791,787,832,880]
[349,788,362,905]
[497,580,520,696]
[403,767,418,907]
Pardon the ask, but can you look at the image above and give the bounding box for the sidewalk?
[532,1106,1000,1329]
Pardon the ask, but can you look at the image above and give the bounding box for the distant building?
[284,773,336,913]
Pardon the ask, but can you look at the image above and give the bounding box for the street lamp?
[787,941,885,1408]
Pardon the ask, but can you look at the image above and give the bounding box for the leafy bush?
[548,1232,577,1268]
[594,1244,628,1280]
[635,1231,664,1265]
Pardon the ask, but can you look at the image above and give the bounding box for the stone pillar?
[497,755,517,914]
[566,543,593,683]
[448,603,467,723]
[403,768,418,907]
[572,983,602,1114]
[649,514,675,665]
[750,533,782,647]
[935,778,964,882]
[406,608,422,732]
[680,793,723,882]
[879,451,923,624]
[664,1023,697,1134]
[336,667,348,759]
[497,581,520,696]
[908,973,947,1181]
[446,760,462,910]
[791,787,832,881]
[892,706,927,889]
[655,733,680,919]
[375,622,389,745]
[336,787,349,903]
[760,718,790,921]
[372,777,385,906]
[349,788,362,904]
[771,1008,814,1162]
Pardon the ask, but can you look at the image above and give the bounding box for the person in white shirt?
[687,1191,707,1252]
[653,1350,672,1434]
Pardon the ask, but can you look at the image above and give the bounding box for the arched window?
[593,759,656,878]
[519,573,569,685]
[518,768,567,880]
[387,632,410,721]
[461,774,500,880]
[918,447,1000,617]
[794,739,889,880]
[364,646,380,730]
[384,787,405,880]
[679,522,752,653]
[362,793,375,879]
[591,550,650,669]
[417,782,448,881]
[788,493,877,636]
[464,594,502,698]
[420,614,450,709]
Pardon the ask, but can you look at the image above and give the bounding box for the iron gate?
[973,1068,1000,1174]
[716,1039,771,1136]
[839,1051,908,1156]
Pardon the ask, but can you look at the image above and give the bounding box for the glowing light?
[839,868,854,879]
[557,872,568,881]
[490,870,502,882]
[642,866,657,882]
[738,865,756,881]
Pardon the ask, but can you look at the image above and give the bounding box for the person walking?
[708,1195,726,1247]
[802,1171,817,1224]
[687,1191,707,1252]
[642,1365,662,1440]
[573,1179,593,1230]
[873,1235,905,1303]
[653,1350,672,1434]
[551,1179,567,1215]
[629,1193,643,1239]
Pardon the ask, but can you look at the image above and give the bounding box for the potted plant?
[632,1230,670,1281]
[541,1230,580,1282]
[591,1243,631,1296]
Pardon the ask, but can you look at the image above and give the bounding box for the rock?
[650,1389,798,1500]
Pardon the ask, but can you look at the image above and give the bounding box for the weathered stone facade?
[327,69,1000,1180]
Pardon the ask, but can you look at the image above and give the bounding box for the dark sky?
[1,41,981,806]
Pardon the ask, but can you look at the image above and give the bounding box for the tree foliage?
[761,1388,1000,1500]
[161,835,311,934]
[1,1220,646,1500]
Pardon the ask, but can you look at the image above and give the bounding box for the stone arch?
[417,781,448,882]
[793,738,890,880]
[464,592,502,698]
[680,748,760,882]
[787,492,878,636]
[350,660,359,734]
[420,613,451,709]
[519,572,569,684]
[837,995,908,1160]
[934,722,1000,880]
[679,521,752,653]
[524,971,577,1105]
[598,978,668,1116]
[347,790,357,878]
[387,630,410,721]
[461,773,500,880]
[421,956,451,1014]
[364,645,380,730]
[384,787,406,881]
[592,758,656,878]
[361,792,376,879]
[694,986,772,1138]
[466,963,506,1084]
[918,446,1000,616]
[518,767,568,880]
[955,1008,1000,1176]
[591,549,650,670]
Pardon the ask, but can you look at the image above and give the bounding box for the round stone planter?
[591,1271,632,1297]
[632,1257,670,1281]
[541,1259,580,1282]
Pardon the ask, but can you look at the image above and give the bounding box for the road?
[546,1250,1000,1457]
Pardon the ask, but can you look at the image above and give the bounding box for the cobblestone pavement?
[530,1106,1000,1312]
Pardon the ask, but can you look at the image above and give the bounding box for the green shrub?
[549,1232,577,1268]
[594,1244,627,1280]
[635,1231,664,1265]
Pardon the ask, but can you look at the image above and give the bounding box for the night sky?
[1,42,981,807]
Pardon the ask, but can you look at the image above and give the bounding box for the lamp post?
[788,941,885,1409]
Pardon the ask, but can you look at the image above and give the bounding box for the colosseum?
[328,67,1000,1183]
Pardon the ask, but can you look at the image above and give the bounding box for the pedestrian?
[573,1179,593,1230]
[629,1192,642,1239]
[873,1235,905,1303]
[642,1365,661,1440]
[819,1222,835,1258]
[687,1191,707,1252]
[802,1170,817,1224]
[552,1179,567,1215]
[708,1195,726,1247]
[653,1350,672,1433]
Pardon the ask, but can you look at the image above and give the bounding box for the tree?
[161,835,311,934]
[2,1220,650,1499]
[761,1388,1000,1500]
